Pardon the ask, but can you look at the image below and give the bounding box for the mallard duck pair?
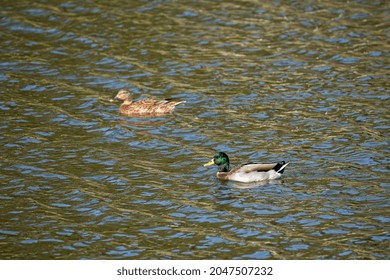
[111,89,289,182]
[204,152,289,183]
[112,89,185,116]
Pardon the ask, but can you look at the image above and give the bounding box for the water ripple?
[0,0,388,260]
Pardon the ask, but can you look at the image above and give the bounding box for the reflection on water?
[0,0,389,259]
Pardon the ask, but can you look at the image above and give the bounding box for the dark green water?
[1,0,389,259]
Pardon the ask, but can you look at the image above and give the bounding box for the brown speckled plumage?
[113,89,185,116]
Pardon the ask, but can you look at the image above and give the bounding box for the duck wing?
[135,98,159,106]
[236,163,278,173]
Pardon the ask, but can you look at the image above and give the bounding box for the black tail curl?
[272,161,289,174]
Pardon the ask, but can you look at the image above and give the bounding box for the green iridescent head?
[204,152,230,172]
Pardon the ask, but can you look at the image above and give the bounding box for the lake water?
[0,0,389,259]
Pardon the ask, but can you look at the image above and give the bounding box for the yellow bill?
[203,159,214,166]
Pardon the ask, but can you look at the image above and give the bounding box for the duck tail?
[174,100,186,106]
[272,161,289,174]
[163,99,185,103]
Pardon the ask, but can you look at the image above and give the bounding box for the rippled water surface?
[1,0,389,259]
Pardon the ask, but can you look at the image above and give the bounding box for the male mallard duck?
[204,152,289,183]
[112,89,185,116]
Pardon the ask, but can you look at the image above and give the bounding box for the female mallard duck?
[204,152,289,183]
[112,89,185,116]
